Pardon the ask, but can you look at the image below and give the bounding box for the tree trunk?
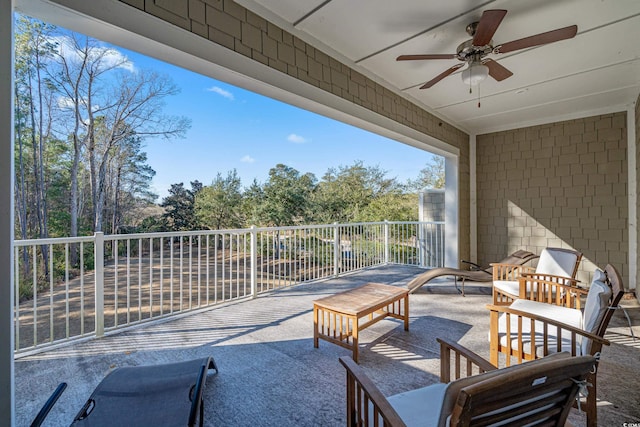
[112,165,122,234]
[14,90,30,278]
[34,53,50,277]
[93,154,109,233]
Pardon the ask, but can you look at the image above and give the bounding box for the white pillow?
[581,269,612,354]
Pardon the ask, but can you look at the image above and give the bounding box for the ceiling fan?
[397,10,578,89]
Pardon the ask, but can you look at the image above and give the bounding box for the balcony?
[15,260,640,426]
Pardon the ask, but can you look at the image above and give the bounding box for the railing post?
[94,232,105,337]
[384,220,390,264]
[333,222,340,277]
[418,221,425,267]
[250,226,257,299]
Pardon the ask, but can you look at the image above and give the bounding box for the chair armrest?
[520,272,581,287]
[487,304,611,346]
[491,264,535,280]
[437,338,496,383]
[517,274,586,308]
[339,356,406,427]
[30,383,67,427]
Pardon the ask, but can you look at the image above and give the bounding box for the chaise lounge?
[31,356,218,427]
[406,249,537,295]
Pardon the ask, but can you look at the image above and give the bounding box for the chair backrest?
[483,250,537,273]
[448,355,596,426]
[340,353,596,427]
[535,247,582,278]
[582,264,625,355]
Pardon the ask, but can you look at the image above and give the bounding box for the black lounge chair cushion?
[71,357,217,427]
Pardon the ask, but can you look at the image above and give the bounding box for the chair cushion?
[496,299,584,357]
[535,248,578,277]
[387,382,448,427]
[493,280,519,298]
[581,269,612,354]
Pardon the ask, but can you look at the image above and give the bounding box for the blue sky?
[118,48,439,200]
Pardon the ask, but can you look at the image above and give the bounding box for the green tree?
[105,134,157,234]
[357,193,418,222]
[242,179,265,226]
[260,164,316,226]
[313,161,400,223]
[14,16,60,279]
[14,17,57,240]
[407,155,445,191]
[195,170,243,230]
[160,181,201,231]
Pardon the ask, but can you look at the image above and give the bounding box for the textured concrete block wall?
[420,191,445,222]
[477,112,628,286]
[117,0,471,264]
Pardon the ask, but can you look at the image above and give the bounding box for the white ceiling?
[236,0,640,134]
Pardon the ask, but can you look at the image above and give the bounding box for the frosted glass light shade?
[461,63,489,85]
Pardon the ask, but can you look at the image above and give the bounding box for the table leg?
[403,294,409,331]
[313,305,319,348]
[352,317,359,363]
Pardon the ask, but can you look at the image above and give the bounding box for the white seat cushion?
[496,299,584,357]
[387,383,448,427]
[493,279,519,297]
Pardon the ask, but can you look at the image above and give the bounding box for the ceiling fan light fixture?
[461,62,489,85]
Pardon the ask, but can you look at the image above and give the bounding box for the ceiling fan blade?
[420,63,464,89]
[473,9,507,46]
[483,59,513,81]
[496,25,578,54]
[396,54,457,61]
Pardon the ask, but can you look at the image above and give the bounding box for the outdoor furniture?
[406,249,537,295]
[313,283,409,362]
[340,337,596,427]
[31,357,218,427]
[492,247,582,305]
[487,264,624,427]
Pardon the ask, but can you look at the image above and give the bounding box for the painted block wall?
[477,112,628,286]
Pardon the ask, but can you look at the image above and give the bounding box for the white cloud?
[240,155,255,163]
[51,36,136,73]
[57,96,76,109]
[207,86,235,100]
[57,96,101,112]
[287,133,308,144]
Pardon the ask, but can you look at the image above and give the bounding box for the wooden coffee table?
[313,283,409,362]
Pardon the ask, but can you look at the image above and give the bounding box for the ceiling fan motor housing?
[456,39,493,62]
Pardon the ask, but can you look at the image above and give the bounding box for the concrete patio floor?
[16,265,640,426]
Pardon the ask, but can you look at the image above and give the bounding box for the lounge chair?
[31,356,218,427]
[340,337,596,427]
[406,249,537,295]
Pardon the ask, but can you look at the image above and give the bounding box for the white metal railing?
[13,221,444,354]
